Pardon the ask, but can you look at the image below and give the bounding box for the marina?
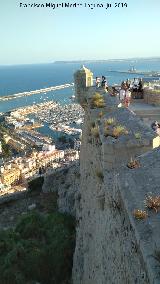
[3,101,84,148]
[34,102,84,136]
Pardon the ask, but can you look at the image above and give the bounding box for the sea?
[0,59,160,138]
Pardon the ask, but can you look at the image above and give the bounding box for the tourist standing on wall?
[124,89,132,107]
[138,78,143,91]
[101,76,108,90]
[132,78,139,92]
[138,78,144,98]
[95,77,101,88]
[126,79,130,89]
[119,88,126,106]
[121,81,128,91]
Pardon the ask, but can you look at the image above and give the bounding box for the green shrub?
[0,212,75,284]
[15,211,45,240]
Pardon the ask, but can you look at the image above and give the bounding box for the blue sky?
[0,0,160,64]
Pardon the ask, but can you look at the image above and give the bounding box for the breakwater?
[109,70,160,76]
[0,83,74,101]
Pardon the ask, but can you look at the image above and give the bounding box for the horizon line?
[0,56,160,66]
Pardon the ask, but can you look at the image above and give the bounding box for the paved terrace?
[129,100,160,126]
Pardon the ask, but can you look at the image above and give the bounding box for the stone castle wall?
[72,85,160,284]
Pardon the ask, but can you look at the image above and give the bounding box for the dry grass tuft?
[133,209,148,220]
[127,157,140,169]
[91,93,105,108]
[144,195,160,213]
[104,117,116,126]
[112,125,128,138]
[90,126,99,138]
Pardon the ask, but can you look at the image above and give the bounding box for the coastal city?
[0,98,84,197]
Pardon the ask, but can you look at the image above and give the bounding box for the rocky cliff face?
[72,87,160,284]
[42,162,80,216]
